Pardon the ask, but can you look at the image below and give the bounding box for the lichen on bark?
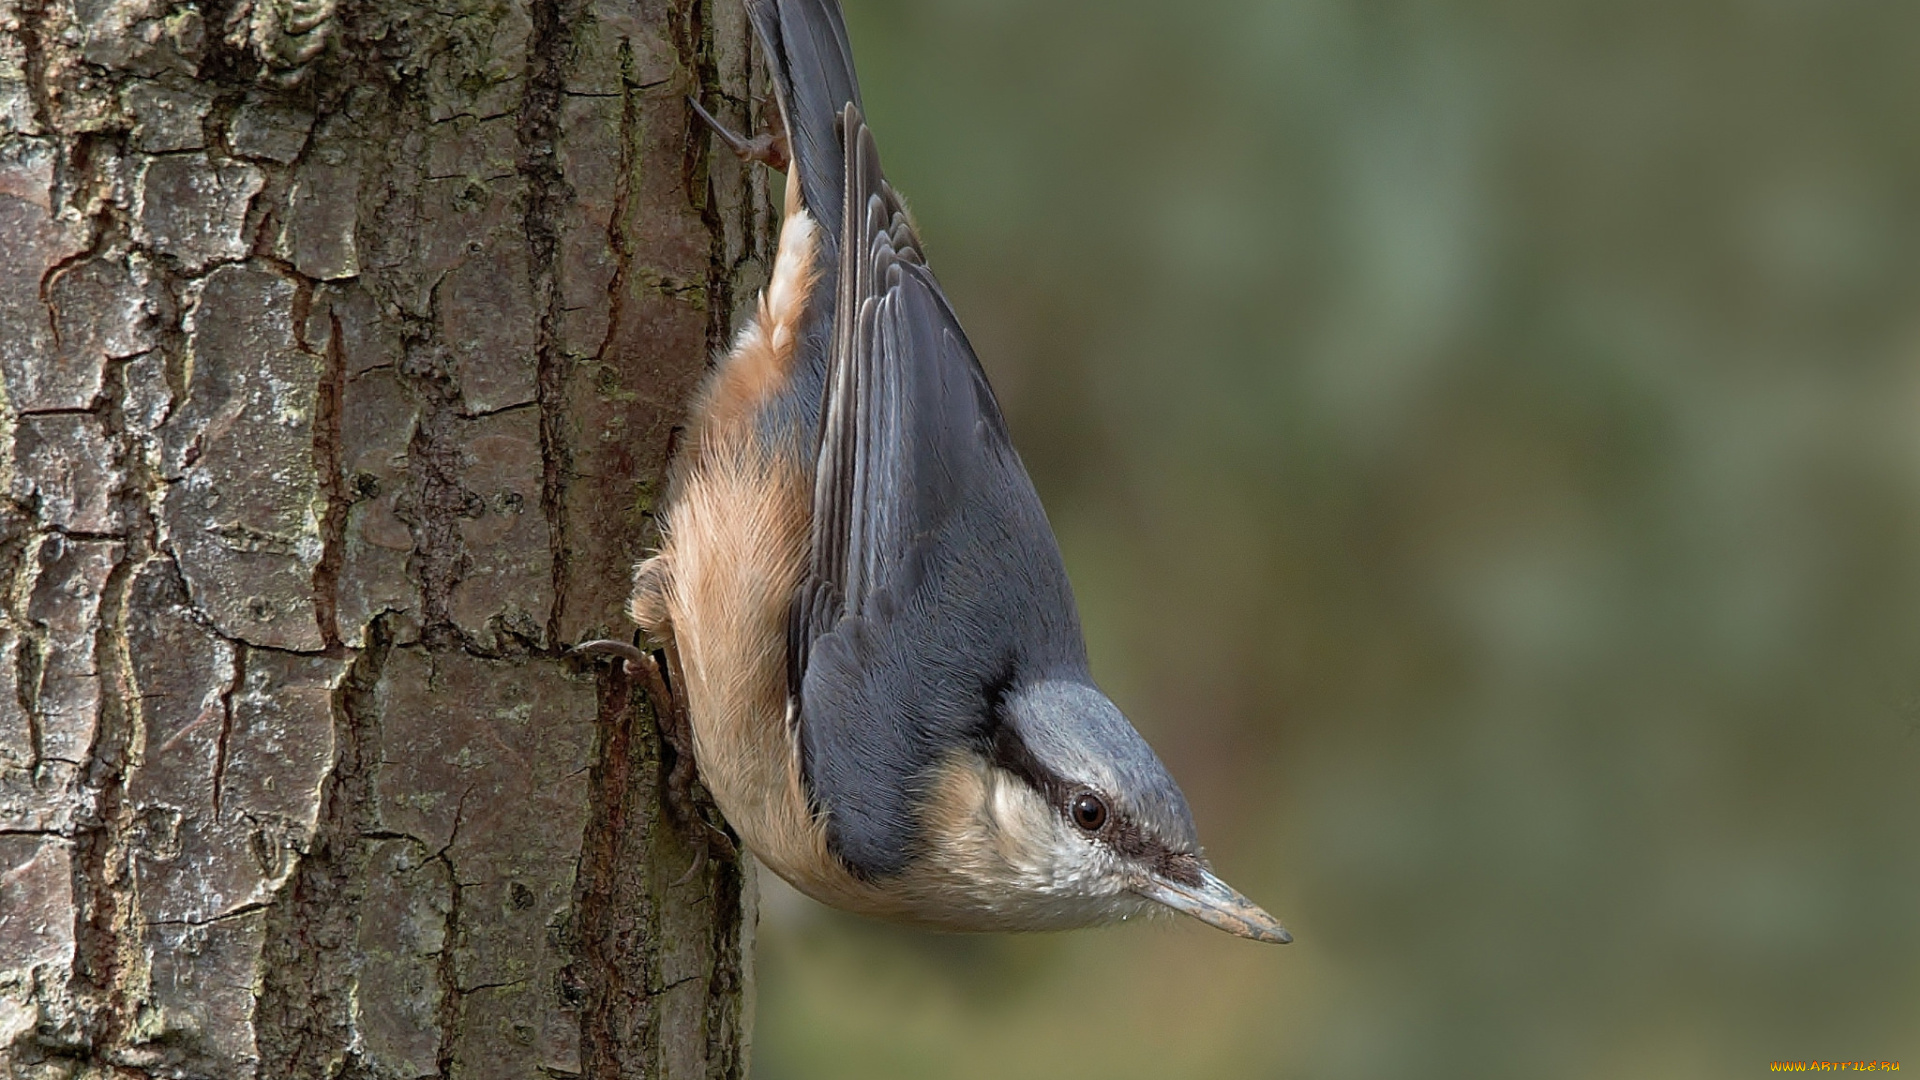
[0,0,771,1076]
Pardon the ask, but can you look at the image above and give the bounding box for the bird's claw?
[687,94,790,171]
[673,840,708,888]
[573,638,648,673]
[674,819,739,887]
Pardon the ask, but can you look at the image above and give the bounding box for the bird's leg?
[574,638,735,886]
[648,641,738,887]
[687,94,790,172]
[634,642,700,831]
[573,639,701,829]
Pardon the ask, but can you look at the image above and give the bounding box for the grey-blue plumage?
[748,0,1174,881]
[622,0,1289,942]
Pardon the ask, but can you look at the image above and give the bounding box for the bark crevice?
[522,0,573,650]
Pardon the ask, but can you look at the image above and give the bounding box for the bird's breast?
[635,188,894,914]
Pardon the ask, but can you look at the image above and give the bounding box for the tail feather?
[746,0,862,245]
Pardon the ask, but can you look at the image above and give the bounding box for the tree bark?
[0,0,771,1076]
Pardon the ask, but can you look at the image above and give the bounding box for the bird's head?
[910,679,1291,943]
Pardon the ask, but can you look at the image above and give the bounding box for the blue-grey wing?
[745,0,859,243]
[790,108,1087,877]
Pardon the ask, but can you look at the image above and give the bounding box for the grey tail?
[745,0,862,244]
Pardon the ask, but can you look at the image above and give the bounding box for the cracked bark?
[0,0,771,1076]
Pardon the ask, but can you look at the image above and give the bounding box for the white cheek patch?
[979,769,1125,898]
[982,771,1046,871]
[910,757,1160,929]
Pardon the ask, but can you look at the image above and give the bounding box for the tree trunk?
[0,0,771,1075]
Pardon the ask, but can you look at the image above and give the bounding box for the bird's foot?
[576,638,734,885]
[688,94,790,171]
[631,642,700,830]
[654,644,742,885]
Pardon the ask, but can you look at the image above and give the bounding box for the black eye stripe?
[977,683,1200,883]
[984,715,1073,805]
[981,662,1018,725]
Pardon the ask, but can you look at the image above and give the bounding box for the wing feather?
[785,105,1082,875]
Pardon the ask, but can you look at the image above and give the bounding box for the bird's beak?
[1134,866,1292,944]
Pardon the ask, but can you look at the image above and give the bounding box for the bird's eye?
[1070,793,1108,832]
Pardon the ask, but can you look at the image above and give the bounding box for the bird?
[585,0,1290,945]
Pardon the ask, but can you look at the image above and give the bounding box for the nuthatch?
[590,0,1290,944]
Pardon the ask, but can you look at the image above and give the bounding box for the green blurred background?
[748,2,1920,1077]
